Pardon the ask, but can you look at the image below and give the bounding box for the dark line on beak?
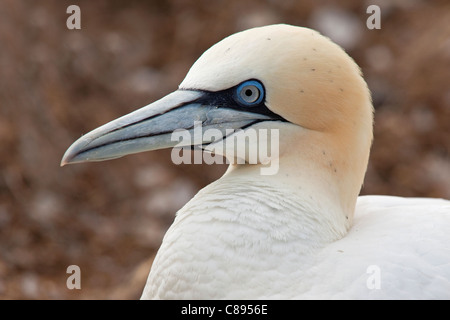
[199,118,281,148]
[73,119,205,159]
[108,94,203,134]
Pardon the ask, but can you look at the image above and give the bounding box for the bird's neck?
[223,159,352,243]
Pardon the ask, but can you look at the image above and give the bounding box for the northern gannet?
[61,24,450,299]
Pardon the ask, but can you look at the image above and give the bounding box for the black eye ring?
[235,80,264,106]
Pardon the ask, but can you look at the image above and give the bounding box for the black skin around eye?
[189,80,286,121]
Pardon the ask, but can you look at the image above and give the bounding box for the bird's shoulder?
[300,195,450,299]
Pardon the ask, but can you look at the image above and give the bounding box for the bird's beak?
[61,89,276,166]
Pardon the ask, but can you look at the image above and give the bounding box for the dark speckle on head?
[311,68,316,71]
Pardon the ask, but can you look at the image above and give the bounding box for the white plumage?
[142,178,450,299]
[62,24,450,299]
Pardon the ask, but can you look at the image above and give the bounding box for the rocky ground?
[0,0,449,299]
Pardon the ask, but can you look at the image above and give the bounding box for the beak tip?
[61,146,79,167]
[60,159,68,167]
[60,153,72,167]
[61,134,93,167]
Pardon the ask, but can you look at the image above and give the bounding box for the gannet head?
[181,24,372,134]
[62,24,373,225]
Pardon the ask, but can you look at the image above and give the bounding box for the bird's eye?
[236,80,264,106]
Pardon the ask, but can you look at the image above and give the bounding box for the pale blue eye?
[236,80,264,106]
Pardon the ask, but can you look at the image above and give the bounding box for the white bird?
[61,24,450,299]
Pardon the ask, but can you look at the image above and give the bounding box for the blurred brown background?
[0,0,449,299]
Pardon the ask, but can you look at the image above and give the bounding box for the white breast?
[141,179,450,299]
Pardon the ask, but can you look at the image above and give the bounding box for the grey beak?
[61,89,274,166]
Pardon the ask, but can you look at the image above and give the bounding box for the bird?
[61,24,450,299]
